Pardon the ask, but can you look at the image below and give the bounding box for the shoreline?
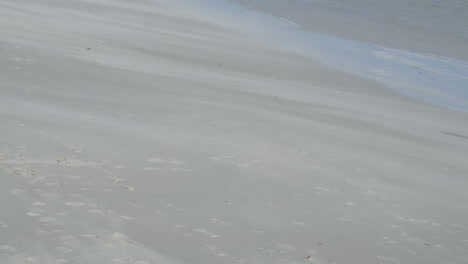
[225,0,468,112]
[229,0,468,62]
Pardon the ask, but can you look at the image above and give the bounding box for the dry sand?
[1,0,468,264]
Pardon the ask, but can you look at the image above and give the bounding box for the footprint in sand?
[111,232,134,246]
[147,157,186,165]
[8,57,35,64]
[88,209,105,215]
[0,219,7,228]
[121,185,135,192]
[54,246,73,253]
[12,120,25,127]
[194,228,219,238]
[66,175,81,180]
[38,216,57,224]
[112,260,150,264]
[119,215,137,222]
[64,144,84,154]
[110,178,126,185]
[36,190,60,200]
[67,193,86,199]
[205,244,229,258]
[80,234,101,240]
[211,218,229,227]
[65,202,86,207]
[11,188,27,197]
[0,245,18,254]
[174,224,188,232]
[291,220,310,228]
[27,211,42,217]
[11,167,36,177]
[45,182,62,187]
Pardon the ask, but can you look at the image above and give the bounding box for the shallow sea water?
[225,0,468,111]
[230,0,468,60]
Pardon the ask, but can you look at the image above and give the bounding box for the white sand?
[1,0,468,263]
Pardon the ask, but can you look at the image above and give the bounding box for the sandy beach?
[1,0,468,263]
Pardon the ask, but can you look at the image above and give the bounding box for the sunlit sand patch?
[11,188,27,196]
[0,219,8,228]
[147,157,186,165]
[38,216,57,224]
[65,202,86,207]
[27,212,42,217]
